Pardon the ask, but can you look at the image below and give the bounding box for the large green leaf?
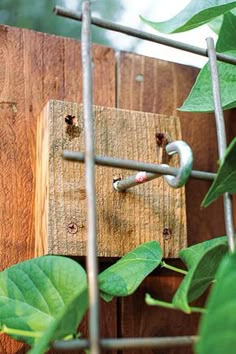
[216,12,236,52]
[179,236,227,270]
[208,15,223,34]
[202,137,236,207]
[140,0,236,34]
[0,256,87,347]
[28,286,88,354]
[99,241,162,298]
[179,50,236,112]
[196,253,236,354]
[172,243,228,313]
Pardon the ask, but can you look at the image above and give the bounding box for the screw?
[155,132,169,148]
[65,115,79,127]
[65,115,80,138]
[163,227,172,240]
[136,74,144,82]
[112,175,122,184]
[68,223,78,234]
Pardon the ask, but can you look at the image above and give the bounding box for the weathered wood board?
[35,100,187,258]
[0,25,117,354]
[2,24,236,354]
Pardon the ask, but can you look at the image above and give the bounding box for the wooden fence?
[0,24,235,354]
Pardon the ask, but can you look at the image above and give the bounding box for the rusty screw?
[68,223,78,234]
[155,132,169,148]
[65,115,79,126]
[112,175,122,184]
[163,227,172,241]
[65,115,80,138]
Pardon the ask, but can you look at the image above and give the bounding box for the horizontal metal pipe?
[63,150,216,181]
[54,5,236,66]
[53,336,198,350]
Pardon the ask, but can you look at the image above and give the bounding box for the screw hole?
[135,74,144,82]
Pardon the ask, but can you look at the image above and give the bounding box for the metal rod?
[53,336,198,350]
[54,5,236,66]
[206,37,235,253]
[113,171,161,192]
[113,140,193,191]
[81,2,100,353]
[63,150,216,181]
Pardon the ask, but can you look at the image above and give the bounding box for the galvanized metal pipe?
[63,150,216,181]
[206,37,235,253]
[53,336,198,350]
[81,2,100,353]
[54,5,236,66]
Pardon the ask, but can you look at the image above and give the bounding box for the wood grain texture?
[116,52,236,354]
[117,272,201,354]
[1,24,236,354]
[117,52,236,245]
[36,101,186,258]
[0,25,116,353]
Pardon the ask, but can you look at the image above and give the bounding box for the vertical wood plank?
[118,272,201,354]
[117,51,236,246]
[0,25,117,353]
[116,51,236,354]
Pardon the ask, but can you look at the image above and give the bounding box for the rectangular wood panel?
[36,100,187,258]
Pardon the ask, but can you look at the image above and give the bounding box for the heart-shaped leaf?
[179,9,236,113]
[173,242,228,313]
[208,15,223,34]
[179,49,236,112]
[216,12,236,52]
[0,256,87,347]
[140,0,236,34]
[179,236,227,269]
[197,253,236,354]
[99,241,162,299]
[202,137,236,207]
[28,286,88,354]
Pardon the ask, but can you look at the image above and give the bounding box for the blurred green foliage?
[0,0,124,45]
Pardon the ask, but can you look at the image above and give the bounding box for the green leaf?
[208,15,223,34]
[202,137,236,207]
[179,50,236,112]
[173,243,228,313]
[216,12,236,52]
[99,241,162,298]
[28,286,88,354]
[0,256,87,347]
[196,253,236,354]
[100,291,113,303]
[179,10,236,113]
[140,0,236,34]
[179,236,227,269]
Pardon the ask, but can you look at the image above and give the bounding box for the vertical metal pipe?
[81,1,100,353]
[206,37,235,252]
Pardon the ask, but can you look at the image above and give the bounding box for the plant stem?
[146,295,206,314]
[161,261,187,275]
[0,325,41,339]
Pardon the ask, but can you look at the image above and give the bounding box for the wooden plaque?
[35,100,187,258]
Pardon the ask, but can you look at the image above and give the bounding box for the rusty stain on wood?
[35,100,187,258]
